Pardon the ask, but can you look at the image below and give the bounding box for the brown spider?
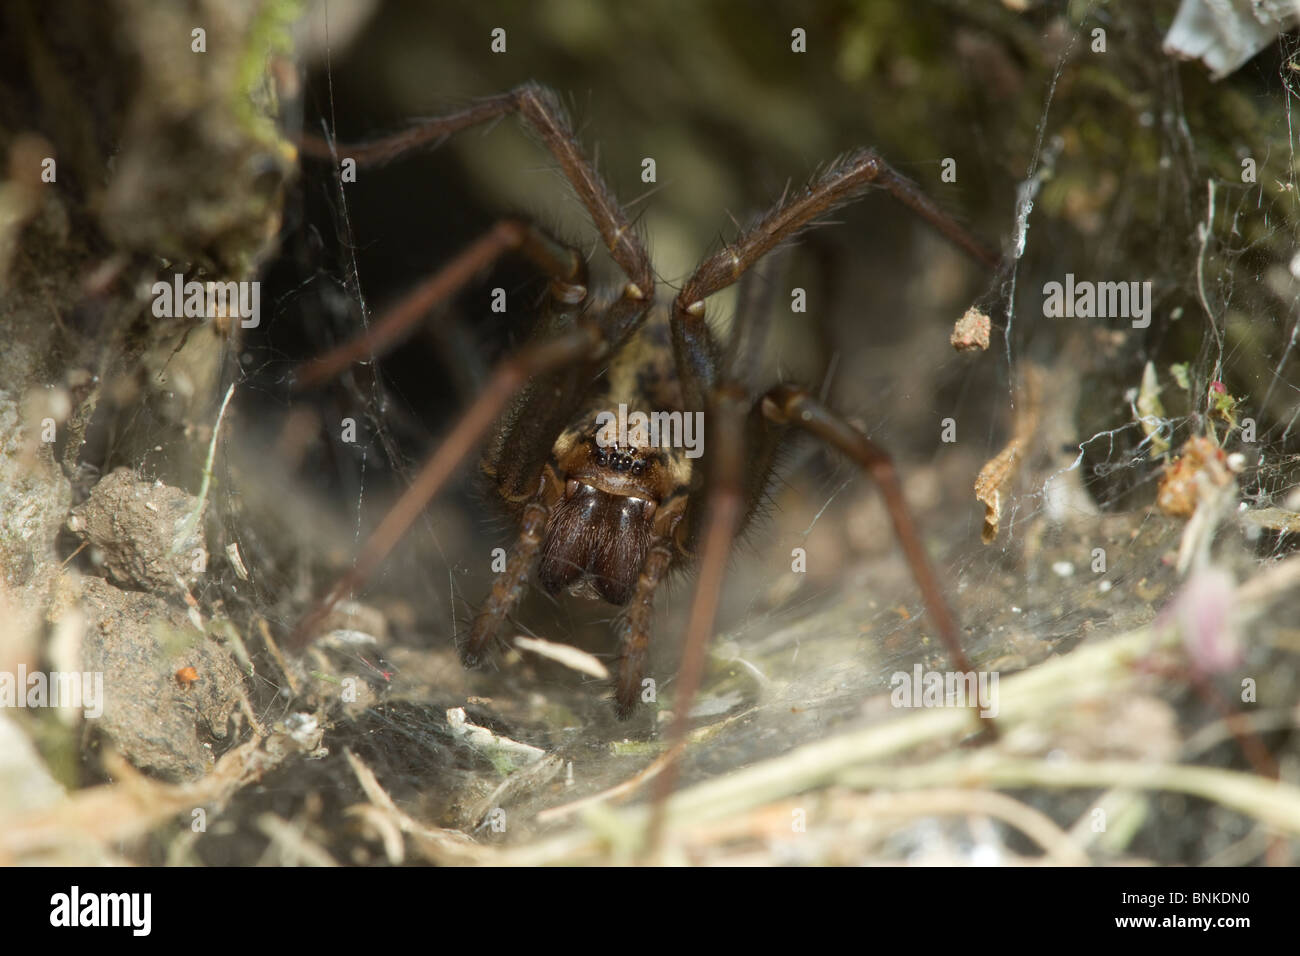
[290,83,997,731]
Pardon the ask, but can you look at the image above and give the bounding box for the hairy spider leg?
[291,323,601,649]
[645,148,998,852]
[292,218,587,390]
[299,82,655,333]
[291,85,660,647]
[601,257,796,717]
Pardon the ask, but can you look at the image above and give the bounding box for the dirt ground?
[2,0,1300,867]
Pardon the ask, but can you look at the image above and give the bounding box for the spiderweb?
[206,1,1300,862]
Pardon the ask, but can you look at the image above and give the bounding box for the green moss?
[232,0,303,141]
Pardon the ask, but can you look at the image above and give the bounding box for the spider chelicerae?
[290,82,998,731]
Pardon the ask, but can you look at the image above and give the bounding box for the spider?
[290,82,997,728]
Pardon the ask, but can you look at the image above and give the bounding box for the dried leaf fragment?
[446,707,546,767]
[1156,435,1232,518]
[975,438,1022,544]
[513,635,610,679]
[951,307,991,352]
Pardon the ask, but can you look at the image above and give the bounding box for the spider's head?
[537,428,690,605]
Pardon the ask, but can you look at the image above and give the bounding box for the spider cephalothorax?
[293,82,997,722]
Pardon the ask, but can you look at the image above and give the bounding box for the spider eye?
[595,448,608,466]
[631,461,645,476]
